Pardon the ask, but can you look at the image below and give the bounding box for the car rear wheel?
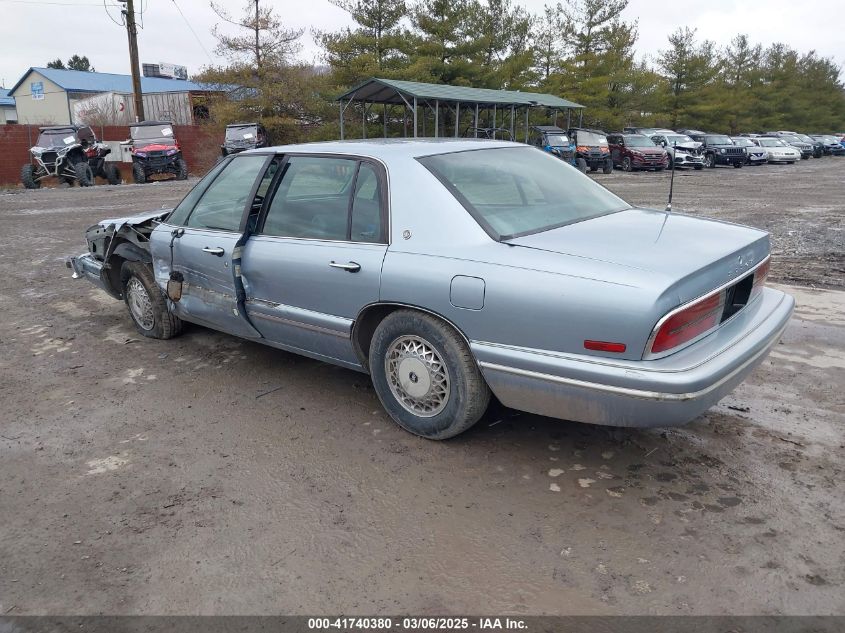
[132,162,147,184]
[576,158,588,173]
[369,310,490,440]
[74,161,94,186]
[621,157,632,172]
[121,261,183,339]
[704,153,715,168]
[21,164,40,189]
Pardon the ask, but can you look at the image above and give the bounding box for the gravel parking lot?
[0,159,842,616]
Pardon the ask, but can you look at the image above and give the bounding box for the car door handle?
[329,261,361,273]
[202,247,225,257]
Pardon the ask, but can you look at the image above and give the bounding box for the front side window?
[261,156,385,242]
[184,155,268,231]
[420,146,630,240]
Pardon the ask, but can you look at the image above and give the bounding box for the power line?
[171,0,214,63]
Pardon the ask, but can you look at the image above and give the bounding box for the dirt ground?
[0,160,843,616]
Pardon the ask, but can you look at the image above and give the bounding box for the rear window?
[419,147,630,240]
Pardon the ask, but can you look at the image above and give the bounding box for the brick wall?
[0,124,220,186]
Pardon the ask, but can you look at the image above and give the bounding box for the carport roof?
[337,77,583,109]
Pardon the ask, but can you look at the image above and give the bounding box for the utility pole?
[119,0,145,121]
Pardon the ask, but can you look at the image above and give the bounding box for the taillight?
[584,340,626,353]
[649,290,726,355]
[750,258,770,300]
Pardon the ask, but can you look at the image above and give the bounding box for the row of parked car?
[527,125,845,174]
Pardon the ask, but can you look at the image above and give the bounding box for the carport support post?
[455,102,460,137]
[579,109,583,127]
[413,97,418,138]
[567,109,571,130]
[510,105,515,138]
[339,100,345,140]
[434,100,439,138]
[524,106,530,142]
[362,102,367,139]
[383,104,387,138]
[474,104,479,137]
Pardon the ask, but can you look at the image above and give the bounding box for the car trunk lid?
[505,208,770,304]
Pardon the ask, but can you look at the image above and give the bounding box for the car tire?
[621,157,632,172]
[576,158,588,173]
[369,310,490,440]
[694,164,703,171]
[801,154,809,160]
[704,153,715,168]
[655,166,664,172]
[132,162,147,184]
[121,261,183,339]
[104,163,121,185]
[787,161,795,164]
[733,162,743,169]
[176,158,188,180]
[602,158,613,174]
[74,161,94,186]
[21,164,40,189]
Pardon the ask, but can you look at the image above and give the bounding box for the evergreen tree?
[657,27,720,129]
[46,58,65,70]
[67,55,95,72]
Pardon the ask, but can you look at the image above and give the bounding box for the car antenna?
[665,142,677,214]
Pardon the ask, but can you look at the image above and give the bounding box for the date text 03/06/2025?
[307,617,528,630]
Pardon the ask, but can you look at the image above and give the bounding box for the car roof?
[244,138,519,160]
[532,125,566,132]
[227,122,259,128]
[40,125,79,132]
[132,120,173,127]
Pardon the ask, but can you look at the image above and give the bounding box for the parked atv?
[221,122,270,157]
[567,128,613,173]
[528,125,587,172]
[128,121,187,184]
[21,125,119,188]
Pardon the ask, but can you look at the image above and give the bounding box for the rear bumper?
[473,287,794,428]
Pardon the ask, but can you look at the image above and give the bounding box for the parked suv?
[730,137,768,165]
[649,131,704,170]
[792,133,824,158]
[606,133,669,171]
[21,125,119,188]
[528,125,584,171]
[567,128,613,173]
[128,121,188,183]
[685,132,745,168]
[221,122,270,157]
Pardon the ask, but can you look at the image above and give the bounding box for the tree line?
[196,0,845,142]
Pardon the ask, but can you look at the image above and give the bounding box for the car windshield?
[545,134,569,146]
[131,124,175,141]
[758,138,785,147]
[666,134,694,145]
[796,134,814,143]
[731,138,753,147]
[574,131,608,146]
[226,126,258,141]
[780,135,801,143]
[705,135,733,145]
[419,147,630,240]
[36,130,78,147]
[623,135,656,147]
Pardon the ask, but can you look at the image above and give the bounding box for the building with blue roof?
[0,88,17,123]
[8,67,229,125]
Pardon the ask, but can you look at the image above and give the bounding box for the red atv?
[128,121,188,184]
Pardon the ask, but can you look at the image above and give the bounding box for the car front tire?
[132,163,147,184]
[21,164,40,189]
[621,157,632,172]
[369,310,490,440]
[121,261,183,339]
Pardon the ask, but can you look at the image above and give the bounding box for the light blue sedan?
[68,140,794,439]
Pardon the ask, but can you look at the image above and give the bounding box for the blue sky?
[0,0,842,88]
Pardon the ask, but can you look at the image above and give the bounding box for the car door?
[609,136,623,163]
[240,154,388,368]
[150,153,273,339]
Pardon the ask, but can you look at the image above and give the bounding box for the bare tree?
[210,0,304,69]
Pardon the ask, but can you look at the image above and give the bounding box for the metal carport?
[336,77,584,141]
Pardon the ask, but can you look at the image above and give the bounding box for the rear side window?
[261,156,385,243]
